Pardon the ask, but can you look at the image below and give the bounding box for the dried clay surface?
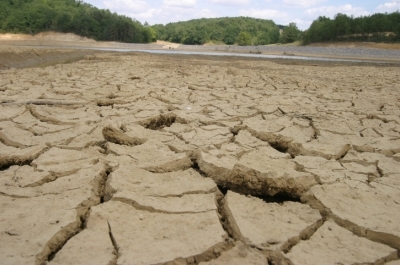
[0,46,399,265]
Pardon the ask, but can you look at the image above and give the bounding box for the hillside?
[152,17,282,45]
[0,0,155,43]
[303,12,400,44]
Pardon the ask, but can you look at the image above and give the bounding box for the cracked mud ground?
[0,48,400,265]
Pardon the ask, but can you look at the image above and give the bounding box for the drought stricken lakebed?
[0,46,400,265]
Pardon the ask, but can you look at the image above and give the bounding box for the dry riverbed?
[0,45,399,265]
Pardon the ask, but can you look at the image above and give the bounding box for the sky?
[82,0,400,30]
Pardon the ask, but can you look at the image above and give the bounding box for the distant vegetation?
[151,17,282,45]
[303,12,400,44]
[0,1,399,46]
[0,0,156,43]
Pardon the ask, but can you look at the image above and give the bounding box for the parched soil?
[0,46,98,70]
[0,46,399,265]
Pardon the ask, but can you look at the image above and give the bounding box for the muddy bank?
[2,32,400,67]
[2,45,399,72]
[0,46,99,70]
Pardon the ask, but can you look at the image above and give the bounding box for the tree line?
[152,17,282,45]
[0,0,156,43]
[1,0,399,45]
[303,12,400,44]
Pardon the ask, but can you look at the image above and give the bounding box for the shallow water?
[16,44,392,64]
[87,47,381,63]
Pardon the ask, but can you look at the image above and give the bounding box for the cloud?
[282,0,328,8]
[103,0,148,12]
[208,0,251,6]
[304,4,370,19]
[375,1,400,13]
[131,9,163,20]
[239,8,288,20]
[163,0,197,8]
[129,4,212,24]
[200,9,218,18]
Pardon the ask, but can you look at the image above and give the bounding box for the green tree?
[237,31,252,45]
[280,22,300,44]
[257,32,270,45]
[303,11,400,44]
[153,17,281,45]
[334,13,351,36]
[223,25,239,44]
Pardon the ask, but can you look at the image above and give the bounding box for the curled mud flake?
[0,145,49,170]
[0,130,26,148]
[26,105,75,125]
[138,112,186,130]
[143,157,193,173]
[102,126,147,146]
[96,99,126,107]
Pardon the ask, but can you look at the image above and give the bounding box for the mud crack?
[281,218,325,254]
[157,241,234,265]
[26,169,80,187]
[108,221,120,265]
[35,164,117,265]
[35,199,95,265]
[112,197,215,215]
[215,187,243,241]
[301,190,400,251]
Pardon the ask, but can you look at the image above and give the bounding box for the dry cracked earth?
[0,49,400,265]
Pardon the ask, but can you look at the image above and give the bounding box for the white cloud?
[131,9,163,20]
[282,0,328,8]
[200,9,218,18]
[239,9,288,20]
[304,4,370,19]
[208,0,251,6]
[163,0,197,8]
[103,0,148,12]
[375,1,400,13]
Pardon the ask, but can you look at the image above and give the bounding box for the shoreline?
[1,32,400,69]
[2,44,400,71]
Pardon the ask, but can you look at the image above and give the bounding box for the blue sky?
[82,0,400,29]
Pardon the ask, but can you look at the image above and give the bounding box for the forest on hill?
[303,12,400,44]
[0,0,156,43]
[151,17,284,45]
[0,0,399,45]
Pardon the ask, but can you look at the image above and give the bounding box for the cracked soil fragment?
[78,200,227,265]
[285,220,398,265]
[224,191,322,251]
